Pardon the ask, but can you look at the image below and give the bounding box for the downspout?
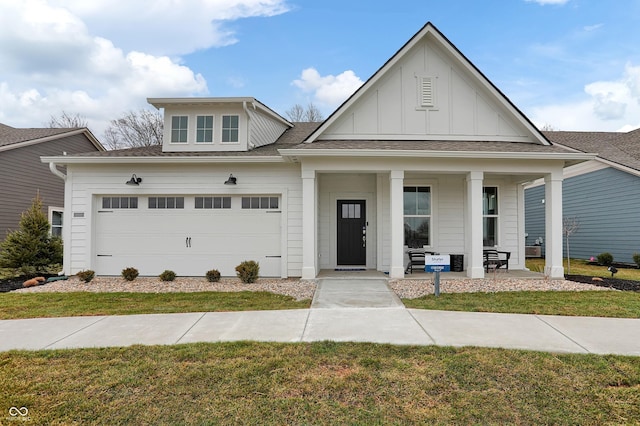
[49,162,67,181]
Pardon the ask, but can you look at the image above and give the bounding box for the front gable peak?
[306,22,549,146]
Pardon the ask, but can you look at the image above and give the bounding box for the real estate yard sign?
[425,255,450,272]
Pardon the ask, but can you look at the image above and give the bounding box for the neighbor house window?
[404,186,431,248]
[148,197,184,209]
[196,115,213,143]
[171,116,188,143]
[195,196,231,209]
[102,197,138,209]
[483,187,498,246]
[49,208,63,237]
[241,197,279,209]
[221,115,239,143]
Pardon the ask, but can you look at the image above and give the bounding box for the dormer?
[148,97,292,153]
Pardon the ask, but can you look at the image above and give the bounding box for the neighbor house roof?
[545,129,640,172]
[0,123,105,152]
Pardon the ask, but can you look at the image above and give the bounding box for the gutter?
[49,162,67,181]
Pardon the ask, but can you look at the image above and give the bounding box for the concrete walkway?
[1,278,640,355]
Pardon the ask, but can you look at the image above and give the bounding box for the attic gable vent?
[416,75,436,109]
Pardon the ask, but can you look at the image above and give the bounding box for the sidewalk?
[1,278,639,355]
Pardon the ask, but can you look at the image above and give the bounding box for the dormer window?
[196,115,214,143]
[222,115,239,143]
[171,116,188,143]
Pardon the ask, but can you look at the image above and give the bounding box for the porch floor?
[317,269,545,280]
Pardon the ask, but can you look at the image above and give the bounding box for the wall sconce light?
[224,174,237,185]
[126,174,142,185]
[541,199,545,204]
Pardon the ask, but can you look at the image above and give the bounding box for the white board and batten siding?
[64,163,303,278]
[319,34,531,142]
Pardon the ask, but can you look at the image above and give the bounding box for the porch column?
[544,171,564,279]
[301,169,317,279]
[389,170,405,278]
[466,171,484,278]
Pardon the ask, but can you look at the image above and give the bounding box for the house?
[41,22,593,279]
[525,128,640,264]
[0,123,104,239]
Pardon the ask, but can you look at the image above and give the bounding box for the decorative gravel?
[389,278,611,299]
[13,277,317,301]
[12,275,611,300]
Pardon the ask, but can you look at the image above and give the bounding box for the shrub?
[0,195,63,276]
[76,269,95,283]
[596,252,614,266]
[206,269,221,282]
[235,260,259,283]
[159,270,176,281]
[122,267,139,281]
[633,253,640,268]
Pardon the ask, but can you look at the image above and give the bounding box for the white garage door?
[94,195,282,277]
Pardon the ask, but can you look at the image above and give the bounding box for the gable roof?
[545,129,640,173]
[0,124,105,152]
[304,22,550,146]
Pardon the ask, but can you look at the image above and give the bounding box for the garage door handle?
[186,237,192,248]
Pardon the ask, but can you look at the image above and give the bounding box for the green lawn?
[2,342,639,425]
[0,291,310,320]
[403,290,640,318]
[527,258,640,280]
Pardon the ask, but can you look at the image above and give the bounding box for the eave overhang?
[278,148,596,167]
[41,155,287,165]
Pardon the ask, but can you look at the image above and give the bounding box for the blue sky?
[1,0,639,139]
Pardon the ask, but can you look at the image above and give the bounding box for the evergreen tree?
[0,195,63,276]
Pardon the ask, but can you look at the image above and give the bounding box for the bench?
[483,249,511,272]
[405,250,438,274]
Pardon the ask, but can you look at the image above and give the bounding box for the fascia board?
[40,155,287,165]
[278,148,595,162]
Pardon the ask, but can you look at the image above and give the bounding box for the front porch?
[299,159,566,281]
[316,268,545,280]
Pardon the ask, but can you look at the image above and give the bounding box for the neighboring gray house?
[0,123,104,238]
[525,128,640,263]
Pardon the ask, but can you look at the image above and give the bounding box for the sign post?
[425,255,450,297]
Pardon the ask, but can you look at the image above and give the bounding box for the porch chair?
[405,250,437,274]
[483,249,511,273]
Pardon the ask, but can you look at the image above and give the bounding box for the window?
[102,197,138,209]
[341,203,361,219]
[148,197,184,209]
[196,115,213,143]
[483,187,498,246]
[222,115,239,143]
[171,116,188,143]
[404,187,431,248]
[50,209,63,238]
[241,197,279,209]
[195,196,231,209]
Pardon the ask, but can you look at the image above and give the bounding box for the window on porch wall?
[403,186,431,248]
[483,186,498,246]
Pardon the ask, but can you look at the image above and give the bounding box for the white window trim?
[48,206,63,238]
[483,186,499,247]
[195,114,214,144]
[221,114,240,144]
[403,184,433,249]
[170,115,189,144]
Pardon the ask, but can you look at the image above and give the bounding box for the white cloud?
[528,63,640,131]
[292,68,364,109]
[0,0,289,137]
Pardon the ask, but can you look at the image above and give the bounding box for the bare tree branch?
[47,111,88,128]
[103,109,163,149]
[285,103,324,122]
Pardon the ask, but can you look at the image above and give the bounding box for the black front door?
[337,200,366,266]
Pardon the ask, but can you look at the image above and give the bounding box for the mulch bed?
[0,277,27,293]
[565,275,640,292]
